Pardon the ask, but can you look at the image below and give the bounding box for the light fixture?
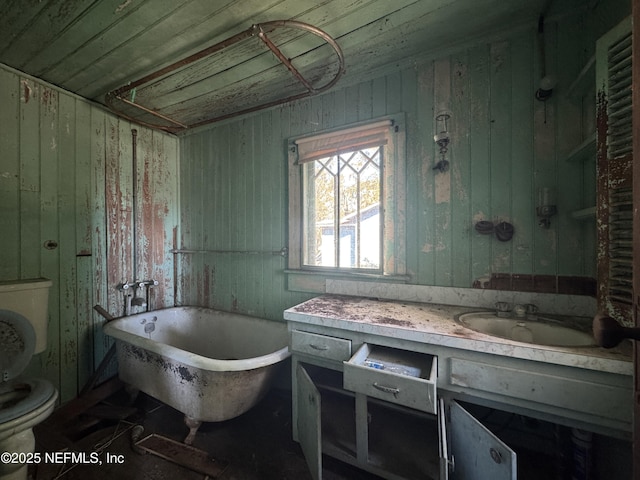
[433,112,451,173]
[535,75,556,101]
[536,187,557,228]
[535,13,556,102]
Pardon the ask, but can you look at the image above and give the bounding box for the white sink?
[455,312,595,347]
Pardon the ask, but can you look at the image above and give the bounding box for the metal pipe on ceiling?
[105,20,345,133]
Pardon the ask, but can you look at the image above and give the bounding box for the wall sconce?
[536,187,557,228]
[535,75,556,101]
[535,14,556,102]
[433,112,451,173]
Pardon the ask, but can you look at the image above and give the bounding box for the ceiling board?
[0,0,588,130]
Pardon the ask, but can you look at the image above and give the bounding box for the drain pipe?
[130,129,155,311]
[130,130,148,310]
[116,129,154,315]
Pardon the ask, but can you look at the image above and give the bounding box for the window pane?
[303,158,336,267]
[359,160,381,268]
[303,147,381,270]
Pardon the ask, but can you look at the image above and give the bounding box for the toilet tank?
[0,278,53,354]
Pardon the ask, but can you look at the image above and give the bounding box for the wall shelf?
[571,206,596,220]
[565,135,596,163]
[566,55,595,99]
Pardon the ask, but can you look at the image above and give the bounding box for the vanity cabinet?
[292,331,517,480]
[285,295,633,480]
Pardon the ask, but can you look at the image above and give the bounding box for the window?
[288,116,406,279]
[303,146,382,270]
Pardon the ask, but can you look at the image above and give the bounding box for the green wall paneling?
[0,64,179,403]
[179,8,612,317]
[450,51,472,287]
[467,42,492,282]
[1,0,628,407]
[509,33,535,275]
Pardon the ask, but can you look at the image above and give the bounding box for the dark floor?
[28,384,631,480]
[31,387,380,480]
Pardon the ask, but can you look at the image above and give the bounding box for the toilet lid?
[0,309,35,382]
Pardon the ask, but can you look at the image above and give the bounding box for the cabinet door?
[447,400,516,480]
[439,399,451,480]
[296,364,323,480]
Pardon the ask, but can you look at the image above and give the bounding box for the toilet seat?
[0,378,56,424]
[0,309,36,382]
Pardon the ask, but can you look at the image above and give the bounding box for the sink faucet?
[495,302,539,320]
[513,304,527,318]
[513,303,539,320]
[495,302,511,317]
[525,303,538,320]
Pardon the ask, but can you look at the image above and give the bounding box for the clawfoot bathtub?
[104,306,290,444]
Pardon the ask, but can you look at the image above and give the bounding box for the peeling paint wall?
[0,65,179,403]
[179,4,628,317]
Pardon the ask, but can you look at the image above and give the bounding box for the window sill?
[285,269,410,294]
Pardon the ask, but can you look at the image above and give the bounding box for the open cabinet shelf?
[566,55,595,99]
[293,332,581,480]
[571,206,597,220]
[565,135,596,163]
[298,361,440,480]
[296,358,568,480]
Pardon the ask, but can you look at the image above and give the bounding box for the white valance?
[294,119,394,164]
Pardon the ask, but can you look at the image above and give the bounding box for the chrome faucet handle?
[117,281,140,291]
[513,304,526,318]
[495,302,511,317]
[495,302,510,311]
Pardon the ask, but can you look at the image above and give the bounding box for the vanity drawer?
[344,343,437,414]
[291,330,352,361]
[448,358,633,424]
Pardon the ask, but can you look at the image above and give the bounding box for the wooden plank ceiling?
[0,0,583,132]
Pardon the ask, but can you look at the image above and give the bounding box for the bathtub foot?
[124,384,140,405]
[183,416,202,445]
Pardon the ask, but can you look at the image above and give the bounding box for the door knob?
[592,313,640,348]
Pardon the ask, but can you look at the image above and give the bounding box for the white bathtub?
[103,306,290,443]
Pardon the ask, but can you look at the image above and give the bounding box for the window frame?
[287,114,407,282]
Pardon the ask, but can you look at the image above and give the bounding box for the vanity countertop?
[284,294,633,376]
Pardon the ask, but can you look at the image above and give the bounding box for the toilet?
[0,279,58,480]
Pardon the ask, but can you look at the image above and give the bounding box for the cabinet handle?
[373,382,400,397]
[309,343,329,351]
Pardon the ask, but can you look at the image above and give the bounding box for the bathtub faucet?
[116,280,158,315]
[138,280,158,313]
[116,283,136,316]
